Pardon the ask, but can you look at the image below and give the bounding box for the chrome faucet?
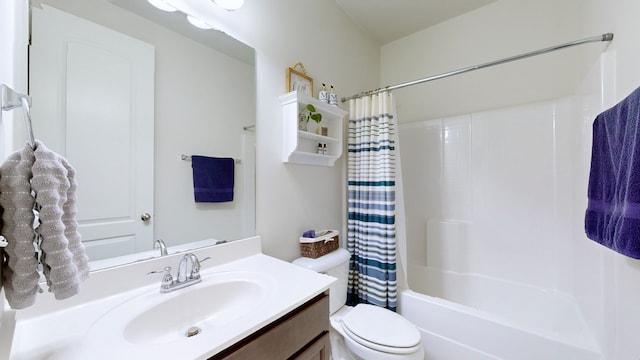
[149,253,209,293]
[154,239,168,256]
[177,253,201,283]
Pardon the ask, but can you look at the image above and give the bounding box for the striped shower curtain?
[347,92,398,311]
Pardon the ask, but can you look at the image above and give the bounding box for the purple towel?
[585,86,640,258]
[191,156,234,203]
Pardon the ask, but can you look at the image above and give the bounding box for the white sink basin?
[123,274,267,345]
[82,270,275,352]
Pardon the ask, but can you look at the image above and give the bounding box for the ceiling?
[109,0,498,60]
[334,0,497,44]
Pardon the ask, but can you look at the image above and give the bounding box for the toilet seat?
[341,304,422,354]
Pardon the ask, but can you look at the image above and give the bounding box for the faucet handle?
[188,255,212,281]
[148,266,175,291]
[188,254,201,280]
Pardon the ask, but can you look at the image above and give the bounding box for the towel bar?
[181,154,241,164]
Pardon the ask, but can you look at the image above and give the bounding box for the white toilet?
[293,248,424,360]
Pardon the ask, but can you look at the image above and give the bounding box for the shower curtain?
[346,92,398,311]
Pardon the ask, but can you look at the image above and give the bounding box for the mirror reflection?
[28,0,256,269]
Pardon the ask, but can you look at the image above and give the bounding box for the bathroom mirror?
[28,0,256,269]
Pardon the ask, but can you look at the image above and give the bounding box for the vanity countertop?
[9,236,335,360]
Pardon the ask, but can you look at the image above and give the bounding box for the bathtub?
[398,264,601,360]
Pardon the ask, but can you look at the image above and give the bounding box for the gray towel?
[0,145,40,309]
[32,141,89,300]
[0,141,90,308]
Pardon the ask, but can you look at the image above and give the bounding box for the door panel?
[30,5,154,261]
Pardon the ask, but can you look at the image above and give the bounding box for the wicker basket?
[299,230,339,258]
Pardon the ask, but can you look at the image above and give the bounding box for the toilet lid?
[341,304,421,351]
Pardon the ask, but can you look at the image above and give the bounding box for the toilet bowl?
[293,248,424,360]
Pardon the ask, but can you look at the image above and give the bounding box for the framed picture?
[286,63,313,96]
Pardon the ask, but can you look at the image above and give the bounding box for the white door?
[30,5,155,261]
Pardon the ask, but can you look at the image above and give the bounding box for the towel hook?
[20,97,36,149]
[1,84,36,149]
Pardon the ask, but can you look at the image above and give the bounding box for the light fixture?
[186,15,214,29]
[213,0,244,11]
[147,0,176,12]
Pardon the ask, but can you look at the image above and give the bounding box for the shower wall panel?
[399,120,443,267]
[400,98,574,292]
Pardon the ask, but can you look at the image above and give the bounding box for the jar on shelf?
[298,112,308,131]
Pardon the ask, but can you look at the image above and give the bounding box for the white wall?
[183,0,380,260]
[0,0,28,355]
[381,0,585,122]
[0,0,28,157]
[385,0,640,359]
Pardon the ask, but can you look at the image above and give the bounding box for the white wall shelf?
[280,91,347,166]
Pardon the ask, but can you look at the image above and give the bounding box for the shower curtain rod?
[341,33,614,103]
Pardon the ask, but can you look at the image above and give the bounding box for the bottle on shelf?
[329,85,338,106]
[319,83,329,104]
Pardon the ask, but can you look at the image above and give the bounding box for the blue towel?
[585,86,640,258]
[191,156,234,203]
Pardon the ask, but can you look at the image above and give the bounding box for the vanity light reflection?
[147,0,176,12]
[186,15,214,29]
[147,0,217,30]
[213,0,245,11]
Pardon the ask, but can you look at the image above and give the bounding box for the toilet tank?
[293,248,350,314]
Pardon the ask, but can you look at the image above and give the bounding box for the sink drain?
[186,326,202,337]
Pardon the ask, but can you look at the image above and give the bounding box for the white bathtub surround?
[400,99,575,289]
[9,236,335,359]
[410,265,591,341]
[397,96,602,359]
[399,290,599,360]
[403,268,600,359]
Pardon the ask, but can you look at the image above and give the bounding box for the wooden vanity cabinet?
[210,291,331,360]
